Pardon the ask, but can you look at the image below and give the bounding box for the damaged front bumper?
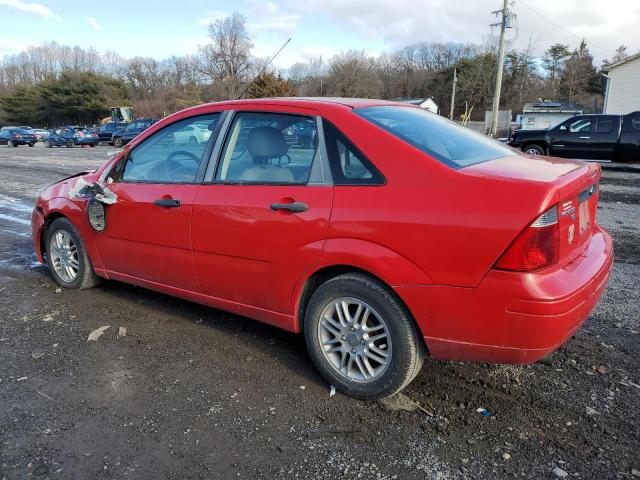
[31,206,46,263]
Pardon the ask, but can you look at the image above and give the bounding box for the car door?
[549,117,593,159]
[192,109,333,315]
[589,116,621,160]
[93,112,222,290]
[0,129,7,145]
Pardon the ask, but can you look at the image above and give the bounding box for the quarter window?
[121,113,220,183]
[323,120,384,185]
[215,112,318,184]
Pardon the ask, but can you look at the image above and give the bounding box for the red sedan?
[32,98,613,399]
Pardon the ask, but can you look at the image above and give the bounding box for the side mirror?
[559,125,567,133]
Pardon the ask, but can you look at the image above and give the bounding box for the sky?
[0,0,639,68]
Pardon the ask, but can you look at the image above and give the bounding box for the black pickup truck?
[508,111,640,162]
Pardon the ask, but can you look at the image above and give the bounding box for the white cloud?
[0,37,31,56]
[85,16,101,31]
[0,0,60,21]
[245,0,300,35]
[197,9,226,27]
[279,0,640,62]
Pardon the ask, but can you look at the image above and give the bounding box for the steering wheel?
[160,150,201,180]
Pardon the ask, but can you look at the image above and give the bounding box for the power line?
[518,1,612,56]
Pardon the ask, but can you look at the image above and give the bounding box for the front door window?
[121,114,220,183]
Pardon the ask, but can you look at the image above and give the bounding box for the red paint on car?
[32,98,613,378]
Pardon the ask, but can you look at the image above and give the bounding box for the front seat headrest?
[247,126,288,159]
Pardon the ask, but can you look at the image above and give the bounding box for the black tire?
[8,140,15,147]
[304,273,425,400]
[29,143,35,147]
[45,141,52,148]
[114,138,123,148]
[66,139,74,148]
[522,144,545,156]
[44,217,101,290]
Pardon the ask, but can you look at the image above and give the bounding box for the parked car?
[32,98,613,400]
[0,127,37,147]
[508,111,640,162]
[44,127,99,148]
[89,122,126,144]
[30,129,52,142]
[283,121,315,147]
[166,123,211,145]
[111,118,157,147]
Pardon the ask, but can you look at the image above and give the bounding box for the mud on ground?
[1,145,639,479]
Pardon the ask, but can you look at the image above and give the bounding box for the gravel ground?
[1,144,639,480]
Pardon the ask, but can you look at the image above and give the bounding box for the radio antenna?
[237,37,291,100]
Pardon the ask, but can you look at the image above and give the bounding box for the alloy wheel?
[49,230,79,283]
[317,297,392,383]
[525,147,541,155]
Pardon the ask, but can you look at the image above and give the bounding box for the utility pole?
[490,0,513,137]
[449,68,457,120]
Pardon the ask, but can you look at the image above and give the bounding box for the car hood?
[512,128,548,138]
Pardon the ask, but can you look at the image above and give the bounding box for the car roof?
[183,97,405,114]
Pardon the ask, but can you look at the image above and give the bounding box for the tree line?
[0,12,631,127]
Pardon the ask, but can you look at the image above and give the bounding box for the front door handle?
[270,201,308,213]
[154,198,181,208]
[579,136,591,139]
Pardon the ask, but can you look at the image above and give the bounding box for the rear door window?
[215,112,319,185]
[354,106,516,168]
[595,116,616,133]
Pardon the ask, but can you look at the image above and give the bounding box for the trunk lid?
[466,154,601,263]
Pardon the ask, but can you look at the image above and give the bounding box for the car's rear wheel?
[523,144,545,156]
[114,138,123,148]
[44,141,52,148]
[8,140,15,147]
[304,273,425,400]
[29,143,35,147]
[66,139,74,148]
[45,218,100,290]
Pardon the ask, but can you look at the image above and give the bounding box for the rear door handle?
[579,136,590,139]
[270,201,308,213]
[154,198,181,208]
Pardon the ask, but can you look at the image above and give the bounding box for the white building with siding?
[603,53,640,115]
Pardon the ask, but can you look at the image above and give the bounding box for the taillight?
[15,134,22,139]
[494,206,559,272]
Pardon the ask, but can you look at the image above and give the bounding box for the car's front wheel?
[44,141,52,148]
[304,273,425,400]
[66,139,74,148]
[8,140,15,147]
[45,218,100,289]
[114,138,123,148]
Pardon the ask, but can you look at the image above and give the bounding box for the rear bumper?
[395,227,613,364]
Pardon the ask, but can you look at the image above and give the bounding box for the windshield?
[354,106,516,168]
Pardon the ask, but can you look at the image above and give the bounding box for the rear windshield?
[354,106,516,168]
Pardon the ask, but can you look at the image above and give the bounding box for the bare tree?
[198,12,254,99]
